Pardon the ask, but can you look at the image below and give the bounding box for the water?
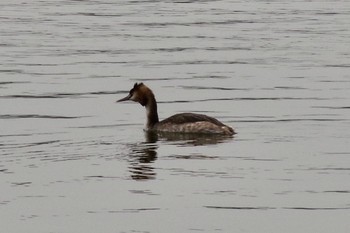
[1,0,350,232]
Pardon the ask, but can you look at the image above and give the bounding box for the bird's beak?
[117,93,131,102]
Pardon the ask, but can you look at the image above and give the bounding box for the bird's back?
[154,113,234,135]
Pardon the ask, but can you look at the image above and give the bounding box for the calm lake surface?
[1,0,350,232]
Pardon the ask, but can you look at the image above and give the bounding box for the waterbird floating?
[117,83,235,135]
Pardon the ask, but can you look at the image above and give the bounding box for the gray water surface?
[1,1,350,233]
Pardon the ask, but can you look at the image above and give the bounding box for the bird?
[117,83,235,135]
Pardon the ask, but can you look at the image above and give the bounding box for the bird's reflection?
[127,131,233,180]
[127,132,158,181]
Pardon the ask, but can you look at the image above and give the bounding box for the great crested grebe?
[117,83,235,135]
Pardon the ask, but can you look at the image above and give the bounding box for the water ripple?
[122,19,256,27]
[0,91,122,99]
[205,206,275,210]
[1,140,60,149]
[0,114,83,119]
[205,206,350,211]
[158,96,333,104]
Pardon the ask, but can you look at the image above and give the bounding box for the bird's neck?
[145,95,159,129]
